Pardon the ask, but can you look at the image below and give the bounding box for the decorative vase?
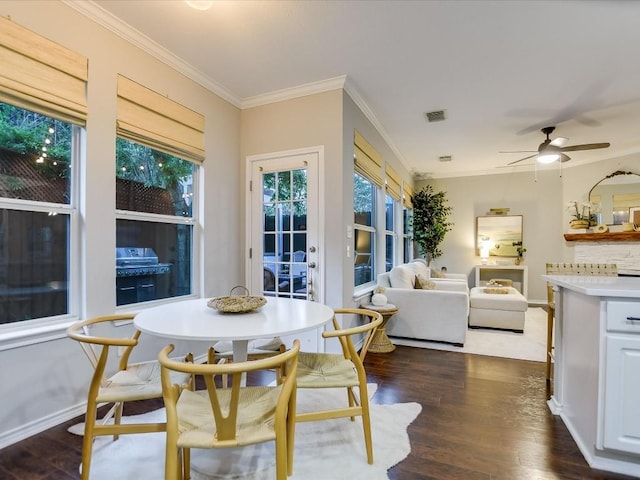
[570,219,590,229]
[371,293,387,306]
[515,257,521,265]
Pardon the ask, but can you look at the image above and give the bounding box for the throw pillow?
[414,274,436,290]
[430,268,446,278]
[484,287,510,294]
[389,265,415,289]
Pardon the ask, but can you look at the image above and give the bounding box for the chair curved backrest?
[67,314,191,480]
[159,340,300,480]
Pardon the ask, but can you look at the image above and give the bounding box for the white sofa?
[376,260,470,346]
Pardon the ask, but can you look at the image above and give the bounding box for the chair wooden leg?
[80,400,97,480]
[114,400,123,441]
[358,383,374,464]
[165,441,179,480]
[183,447,190,480]
[546,307,554,382]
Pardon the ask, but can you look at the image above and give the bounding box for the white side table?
[360,303,399,353]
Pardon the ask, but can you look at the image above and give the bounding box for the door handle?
[308,261,317,269]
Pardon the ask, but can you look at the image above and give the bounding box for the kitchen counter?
[544,275,640,477]
[542,274,640,297]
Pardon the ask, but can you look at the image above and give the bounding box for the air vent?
[413,171,433,180]
[425,110,446,122]
[439,156,452,162]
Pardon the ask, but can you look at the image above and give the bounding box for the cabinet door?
[604,335,640,454]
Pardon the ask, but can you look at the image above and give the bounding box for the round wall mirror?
[588,170,640,225]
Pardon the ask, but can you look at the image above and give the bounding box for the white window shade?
[354,131,383,188]
[0,16,88,125]
[117,75,205,164]
[385,163,401,201]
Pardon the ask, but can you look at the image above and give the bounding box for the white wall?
[0,1,242,447]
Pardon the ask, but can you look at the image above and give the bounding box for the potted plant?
[411,185,453,265]
[515,245,526,265]
[566,200,594,229]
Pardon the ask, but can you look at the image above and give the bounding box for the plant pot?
[570,219,590,229]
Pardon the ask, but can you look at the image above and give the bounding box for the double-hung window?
[0,17,87,325]
[353,132,383,288]
[115,76,204,306]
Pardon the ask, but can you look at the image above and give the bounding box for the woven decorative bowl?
[207,286,267,313]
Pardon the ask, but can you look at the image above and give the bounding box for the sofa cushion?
[389,265,415,289]
[414,274,436,290]
[430,268,446,278]
[407,260,429,278]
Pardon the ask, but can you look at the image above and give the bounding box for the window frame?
[0,118,82,332]
[114,139,200,309]
[353,171,378,290]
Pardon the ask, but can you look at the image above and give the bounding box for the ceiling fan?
[503,126,610,166]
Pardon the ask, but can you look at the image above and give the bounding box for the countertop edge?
[542,275,640,297]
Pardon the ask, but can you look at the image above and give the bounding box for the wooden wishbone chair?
[159,339,301,480]
[285,308,383,473]
[67,313,193,480]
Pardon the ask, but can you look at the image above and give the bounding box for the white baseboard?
[0,402,86,450]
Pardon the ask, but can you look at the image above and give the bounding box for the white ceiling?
[75,0,640,178]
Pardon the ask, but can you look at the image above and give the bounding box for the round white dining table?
[134,296,334,363]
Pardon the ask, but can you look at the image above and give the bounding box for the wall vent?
[439,155,452,162]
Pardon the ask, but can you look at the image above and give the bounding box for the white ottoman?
[469,286,527,332]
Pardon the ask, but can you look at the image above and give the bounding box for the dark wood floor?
[1,346,637,480]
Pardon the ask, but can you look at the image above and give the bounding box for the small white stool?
[469,286,527,332]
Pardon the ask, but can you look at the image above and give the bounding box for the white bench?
[469,286,527,332]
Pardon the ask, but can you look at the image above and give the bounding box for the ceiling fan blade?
[550,136,569,147]
[560,153,571,162]
[560,142,610,152]
[507,153,537,165]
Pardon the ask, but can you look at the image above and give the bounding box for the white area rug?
[70,384,421,479]
[392,307,547,362]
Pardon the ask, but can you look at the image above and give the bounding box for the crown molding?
[241,76,347,109]
[63,0,241,108]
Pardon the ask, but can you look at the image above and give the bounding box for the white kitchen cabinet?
[603,300,640,455]
[603,335,640,454]
[543,275,640,477]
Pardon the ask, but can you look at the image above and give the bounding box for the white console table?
[475,264,528,298]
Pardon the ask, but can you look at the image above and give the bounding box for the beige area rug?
[391,307,547,362]
[69,384,421,479]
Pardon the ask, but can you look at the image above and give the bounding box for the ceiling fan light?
[537,153,560,164]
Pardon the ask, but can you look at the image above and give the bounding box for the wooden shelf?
[564,231,640,242]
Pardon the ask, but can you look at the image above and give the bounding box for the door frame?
[245,145,325,303]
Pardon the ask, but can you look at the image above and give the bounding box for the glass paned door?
[250,150,319,301]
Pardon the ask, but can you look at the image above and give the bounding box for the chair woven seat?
[296,352,358,388]
[98,361,187,402]
[176,386,281,448]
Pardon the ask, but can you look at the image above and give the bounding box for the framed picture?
[476,215,523,257]
[630,207,640,225]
